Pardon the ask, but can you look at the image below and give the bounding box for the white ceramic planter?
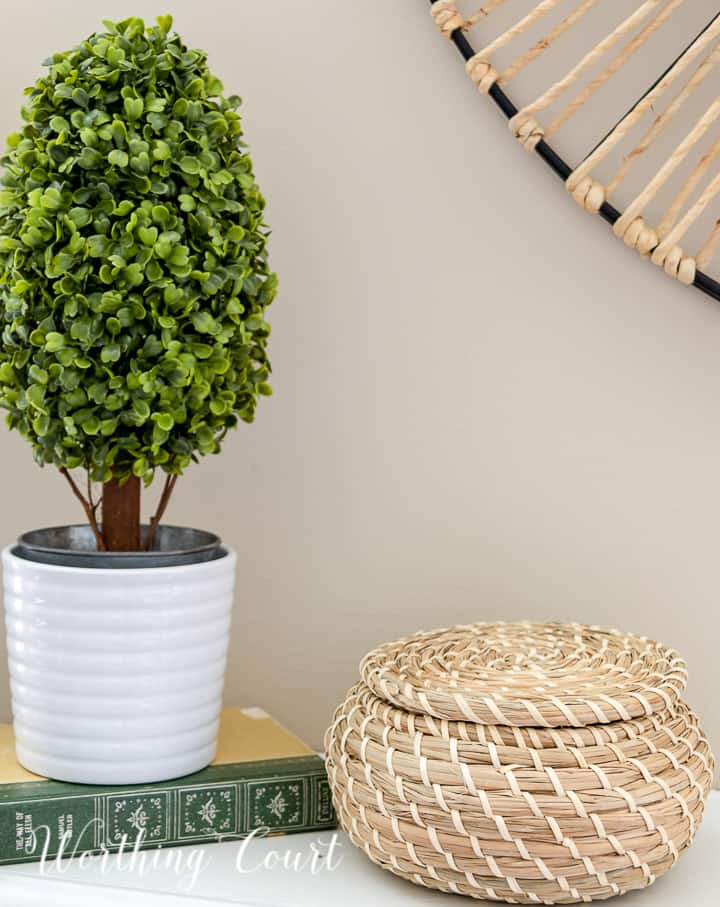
[2,545,236,785]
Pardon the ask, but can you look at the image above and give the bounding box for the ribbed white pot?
[2,545,236,785]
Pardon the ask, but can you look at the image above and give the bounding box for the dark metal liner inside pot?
[13,524,224,569]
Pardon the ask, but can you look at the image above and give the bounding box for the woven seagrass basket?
[324,622,714,904]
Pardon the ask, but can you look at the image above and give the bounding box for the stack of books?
[0,707,335,866]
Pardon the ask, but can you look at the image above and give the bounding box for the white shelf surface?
[1,791,718,906]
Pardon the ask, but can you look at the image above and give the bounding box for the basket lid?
[360,622,687,727]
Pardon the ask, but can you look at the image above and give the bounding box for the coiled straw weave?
[325,622,713,903]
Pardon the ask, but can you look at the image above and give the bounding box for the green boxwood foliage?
[0,15,276,484]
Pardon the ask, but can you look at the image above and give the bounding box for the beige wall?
[0,1,718,778]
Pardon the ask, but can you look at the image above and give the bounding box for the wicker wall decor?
[325,622,714,903]
[427,1,720,301]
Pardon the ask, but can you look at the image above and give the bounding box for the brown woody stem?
[86,472,100,517]
[61,468,106,551]
[102,475,141,551]
[144,473,178,551]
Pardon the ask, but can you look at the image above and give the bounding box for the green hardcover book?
[0,707,335,866]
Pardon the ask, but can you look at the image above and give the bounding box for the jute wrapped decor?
[325,622,714,904]
[426,3,720,300]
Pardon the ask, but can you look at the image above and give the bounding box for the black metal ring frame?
[429,3,720,303]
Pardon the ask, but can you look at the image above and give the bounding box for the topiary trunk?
[102,476,141,551]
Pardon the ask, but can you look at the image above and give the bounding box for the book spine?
[0,767,336,865]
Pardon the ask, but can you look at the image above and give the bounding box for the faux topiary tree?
[0,16,276,551]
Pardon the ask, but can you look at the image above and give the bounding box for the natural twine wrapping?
[325,622,714,904]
